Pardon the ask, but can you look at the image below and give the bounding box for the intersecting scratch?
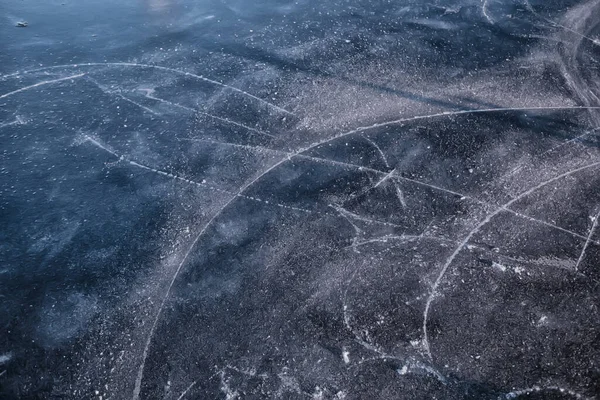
[180,136,385,182]
[392,174,473,200]
[2,66,599,119]
[86,118,599,399]
[85,77,161,116]
[523,0,600,46]
[575,210,600,271]
[364,137,408,208]
[133,155,313,400]
[331,204,404,230]
[4,14,600,399]
[0,63,295,115]
[339,245,446,384]
[422,160,600,360]
[0,116,24,129]
[0,73,85,100]
[374,169,396,188]
[331,205,364,253]
[331,203,424,253]
[179,138,581,235]
[346,220,462,250]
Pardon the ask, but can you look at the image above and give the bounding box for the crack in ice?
[82,134,312,214]
[364,137,408,208]
[575,210,600,271]
[176,380,199,400]
[0,73,85,100]
[139,91,275,139]
[331,204,404,230]
[0,116,25,129]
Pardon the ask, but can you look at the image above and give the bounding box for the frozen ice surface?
[1,0,600,398]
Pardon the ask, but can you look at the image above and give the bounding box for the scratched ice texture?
[1,0,600,399]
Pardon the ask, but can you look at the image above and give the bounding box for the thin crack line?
[141,91,274,138]
[115,93,162,116]
[363,137,407,207]
[176,380,199,400]
[576,211,600,271]
[85,76,163,117]
[0,73,85,100]
[482,0,494,24]
[82,135,312,215]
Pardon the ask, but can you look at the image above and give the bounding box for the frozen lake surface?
[1,0,600,398]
